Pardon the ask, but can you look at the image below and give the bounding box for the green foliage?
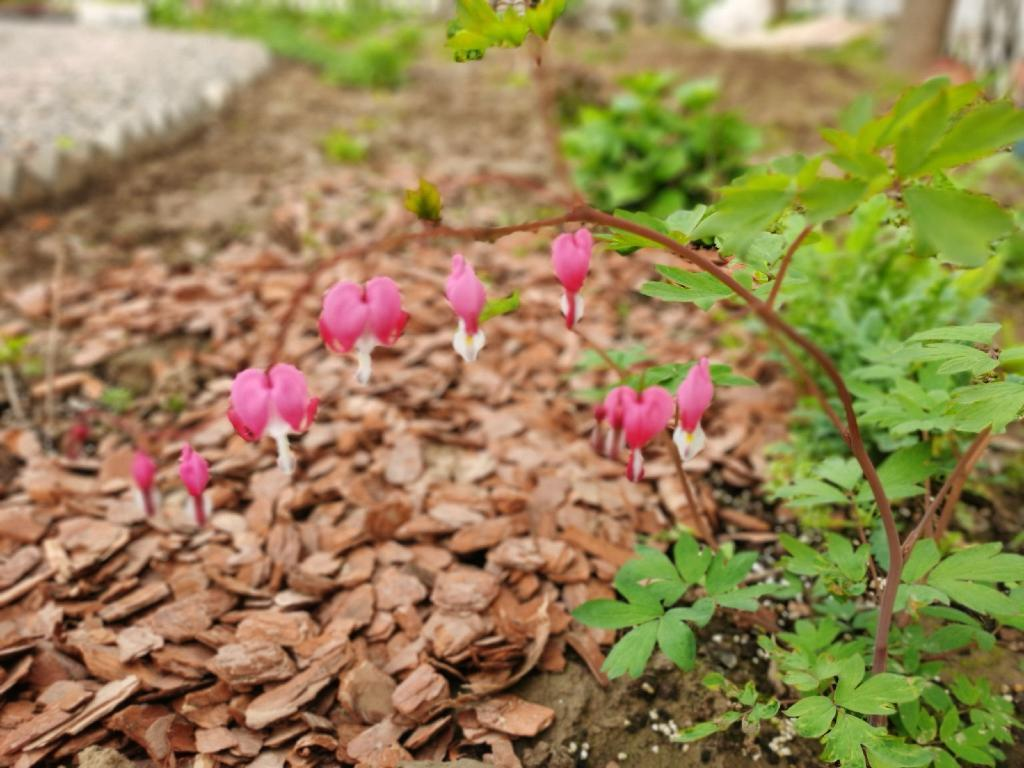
[403,179,443,223]
[321,129,368,164]
[676,673,779,743]
[445,0,566,61]
[479,291,521,324]
[0,335,28,367]
[572,534,778,679]
[149,0,420,89]
[561,73,759,217]
[99,387,134,414]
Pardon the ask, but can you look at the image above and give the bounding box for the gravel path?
[0,20,269,213]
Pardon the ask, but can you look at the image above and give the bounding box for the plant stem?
[767,224,812,308]
[663,432,718,549]
[902,428,991,555]
[1,365,26,422]
[44,241,68,444]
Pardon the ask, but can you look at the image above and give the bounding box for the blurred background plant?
[561,72,759,217]
[146,0,421,88]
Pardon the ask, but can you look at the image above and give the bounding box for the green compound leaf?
[571,599,662,630]
[785,695,836,738]
[601,620,659,680]
[904,186,1013,268]
[835,673,922,716]
[657,611,697,671]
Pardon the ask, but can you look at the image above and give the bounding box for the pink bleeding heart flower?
[445,254,487,362]
[551,228,592,329]
[673,357,714,462]
[228,363,318,476]
[320,277,409,384]
[597,385,634,459]
[132,450,158,517]
[621,386,674,482]
[179,444,210,526]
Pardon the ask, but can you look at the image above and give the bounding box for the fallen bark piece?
[391,663,449,721]
[196,726,238,754]
[430,567,500,613]
[207,642,296,687]
[116,626,164,662]
[474,695,554,737]
[337,660,395,724]
[244,642,350,730]
[25,675,140,750]
[374,567,427,611]
[344,718,405,762]
[236,610,318,647]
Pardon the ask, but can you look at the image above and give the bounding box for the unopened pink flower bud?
[446,254,487,362]
[179,444,210,526]
[132,450,157,517]
[551,228,592,329]
[673,357,714,462]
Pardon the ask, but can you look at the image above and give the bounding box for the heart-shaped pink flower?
[228,363,318,475]
[621,386,673,482]
[320,277,409,383]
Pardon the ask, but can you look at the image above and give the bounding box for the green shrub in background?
[147,0,420,89]
[561,72,759,217]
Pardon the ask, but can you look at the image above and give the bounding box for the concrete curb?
[0,21,271,217]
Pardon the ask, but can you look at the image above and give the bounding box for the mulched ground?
[0,29,881,768]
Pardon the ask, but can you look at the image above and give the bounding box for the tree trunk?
[889,0,955,72]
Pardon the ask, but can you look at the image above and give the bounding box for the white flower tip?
[453,323,485,363]
[673,423,706,463]
[559,291,585,327]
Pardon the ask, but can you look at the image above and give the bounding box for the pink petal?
[365,276,409,346]
[320,281,370,352]
[229,368,271,440]
[179,443,209,497]
[445,254,487,334]
[623,386,673,449]
[551,229,592,293]
[677,357,714,433]
[268,363,311,432]
[131,450,156,491]
[602,386,634,430]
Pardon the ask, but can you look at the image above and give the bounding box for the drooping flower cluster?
[228,363,319,474]
[591,359,715,482]
[319,277,409,384]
